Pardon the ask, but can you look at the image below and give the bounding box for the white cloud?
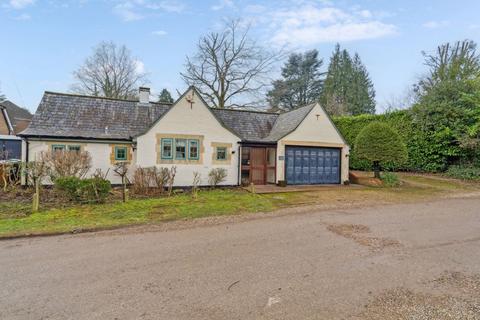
[112,0,186,21]
[8,0,35,9]
[263,4,397,47]
[422,20,449,29]
[114,2,144,21]
[134,60,145,75]
[14,12,30,19]
[211,0,234,11]
[152,30,167,36]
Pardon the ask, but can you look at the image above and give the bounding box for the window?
[188,140,199,160]
[216,147,227,160]
[175,139,186,159]
[115,146,127,161]
[52,144,65,152]
[161,138,173,159]
[67,145,81,152]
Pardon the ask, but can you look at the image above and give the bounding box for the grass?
[0,173,479,238]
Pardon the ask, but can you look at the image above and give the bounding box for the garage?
[285,146,341,185]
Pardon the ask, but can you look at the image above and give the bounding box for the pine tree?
[0,83,6,102]
[158,88,174,104]
[321,44,376,115]
[267,49,324,110]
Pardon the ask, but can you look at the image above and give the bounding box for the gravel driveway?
[1,197,479,319]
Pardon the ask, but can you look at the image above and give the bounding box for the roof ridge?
[44,91,173,105]
[211,107,279,115]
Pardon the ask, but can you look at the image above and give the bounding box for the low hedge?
[55,176,111,203]
[445,165,480,180]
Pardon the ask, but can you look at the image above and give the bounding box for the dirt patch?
[357,288,480,320]
[326,223,401,250]
[432,271,480,295]
[357,271,480,319]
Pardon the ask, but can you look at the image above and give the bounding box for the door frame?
[284,145,342,185]
[240,143,277,185]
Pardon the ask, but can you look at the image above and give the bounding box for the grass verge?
[0,174,479,238]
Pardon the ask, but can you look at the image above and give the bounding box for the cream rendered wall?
[27,140,128,184]
[276,103,350,184]
[136,88,241,186]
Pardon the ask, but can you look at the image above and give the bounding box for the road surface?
[1,197,480,319]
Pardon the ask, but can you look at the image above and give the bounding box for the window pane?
[175,139,186,159]
[241,147,250,165]
[52,145,65,152]
[189,140,199,159]
[216,147,227,160]
[115,147,127,160]
[68,145,81,152]
[162,139,172,158]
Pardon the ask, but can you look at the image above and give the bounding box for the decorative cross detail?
[186,91,195,109]
[316,114,321,120]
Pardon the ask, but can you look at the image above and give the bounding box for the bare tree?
[42,150,92,181]
[72,41,148,99]
[113,162,130,202]
[181,19,282,108]
[24,159,48,213]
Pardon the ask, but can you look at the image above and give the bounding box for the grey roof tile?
[20,91,317,143]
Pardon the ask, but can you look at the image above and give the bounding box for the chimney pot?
[139,87,150,104]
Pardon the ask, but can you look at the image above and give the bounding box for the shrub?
[380,172,401,187]
[42,150,92,180]
[208,168,227,187]
[55,176,111,203]
[445,165,480,180]
[355,121,408,178]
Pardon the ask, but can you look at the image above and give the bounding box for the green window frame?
[52,144,65,152]
[161,138,173,159]
[216,147,227,161]
[175,139,186,160]
[188,139,199,160]
[67,145,81,152]
[115,146,128,161]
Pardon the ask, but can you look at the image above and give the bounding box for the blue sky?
[1,0,480,113]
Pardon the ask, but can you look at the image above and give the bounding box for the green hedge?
[333,110,456,172]
[55,176,112,203]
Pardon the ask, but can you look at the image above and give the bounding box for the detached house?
[1,100,32,161]
[19,87,349,186]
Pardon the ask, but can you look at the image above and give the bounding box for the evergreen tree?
[0,83,6,102]
[158,88,174,104]
[267,49,324,110]
[321,44,376,115]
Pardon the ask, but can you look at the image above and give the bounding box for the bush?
[445,165,480,180]
[380,172,401,187]
[355,121,408,178]
[208,168,227,187]
[55,176,111,203]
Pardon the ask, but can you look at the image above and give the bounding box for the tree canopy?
[72,41,148,99]
[158,88,174,104]
[181,19,280,109]
[321,44,376,116]
[267,50,324,111]
[355,121,407,177]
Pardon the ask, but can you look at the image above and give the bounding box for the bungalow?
[19,86,349,186]
[1,100,32,161]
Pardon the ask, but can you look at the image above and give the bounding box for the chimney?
[139,87,150,104]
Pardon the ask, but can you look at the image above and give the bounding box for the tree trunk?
[32,178,40,212]
[373,161,381,179]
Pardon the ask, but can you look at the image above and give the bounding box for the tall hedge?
[333,110,452,172]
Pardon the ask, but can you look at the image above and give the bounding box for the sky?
[1,0,480,113]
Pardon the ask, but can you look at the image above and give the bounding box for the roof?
[0,100,33,134]
[20,90,320,142]
[20,92,170,140]
[263,104,315,142]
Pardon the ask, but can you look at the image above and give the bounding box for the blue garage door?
[285,147,340,184]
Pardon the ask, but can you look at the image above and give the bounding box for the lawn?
[0,173,479,238]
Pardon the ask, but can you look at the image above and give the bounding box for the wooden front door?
[250,147,266,185]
